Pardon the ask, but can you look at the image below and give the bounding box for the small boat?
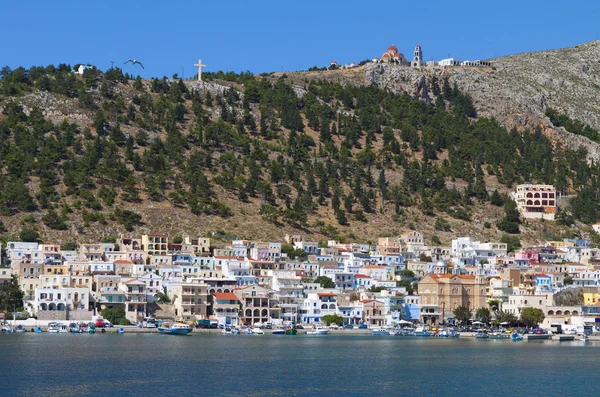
[34,327,42,333]
[475,330,489,339]
[371,328,391,336]
[117,327,125,334]
[511,333,523,341]
[231,328,240,335]
[252,328,264,335]
[158,322,193,335]
[271,329,285,335]
[306,326,329,335]
[70,323,83,333]
[221,327,232,335]
[285,328,297,335]
[15,325,25,333]
[414,326,431,337]
[87,325,96,334]
[1,325,14,333]
[439,329,460,338]
[47,326,59,333]
[489,331,510,340]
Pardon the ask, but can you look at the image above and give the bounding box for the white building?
[510,184,558,220]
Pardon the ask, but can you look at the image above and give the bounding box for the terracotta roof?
[213,292,239,301]
[114,260,132,264]
[354,274,370,278]
[318,292,337,297]
[362,265,385,269]
[213,255,243,260]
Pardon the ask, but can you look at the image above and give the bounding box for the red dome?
[387,45,398,53]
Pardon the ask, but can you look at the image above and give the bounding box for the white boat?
[1,325,14,333]
[47,325,59,333]
[414,326,431,337]
[252,328,264,335]
[158,322,193,335]
[371,328,391,336]
[57,323,69,333]
[475,330,489,339]
[306,326,329,335]
[489,331,510,340]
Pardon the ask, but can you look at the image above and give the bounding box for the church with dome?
[380,45,408,65]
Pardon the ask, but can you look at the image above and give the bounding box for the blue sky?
[1,0,598,78]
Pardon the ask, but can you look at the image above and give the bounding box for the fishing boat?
[47,323,60,333]
[34,327,42,333]
[271,329,285,335]
[306,326,329,335]
[511,333,523,341]
[70,323,83,333]
[371,328,391,336]
[285,328,297,335]
[440,329,460,338]
[57,323,69,333]
[15,325,25,333]
[489,331,510,340]
[1,325,14,333]
[87,325,96,334]
[475,330,489,339]
[158,322,193,335]
[414,326,432,337]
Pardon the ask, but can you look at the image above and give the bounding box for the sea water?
[0,333,596,396]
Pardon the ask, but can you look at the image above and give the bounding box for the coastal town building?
[510,184,558,220]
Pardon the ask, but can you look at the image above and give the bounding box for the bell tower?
[413,44,423,67]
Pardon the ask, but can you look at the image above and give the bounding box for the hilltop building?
[411,44,423,67]
[380,45,407,64]
[510,184,558,220]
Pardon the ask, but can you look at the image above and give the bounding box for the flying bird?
[125,59,144,69]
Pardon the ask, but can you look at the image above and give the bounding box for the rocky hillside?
[1,42,600,247]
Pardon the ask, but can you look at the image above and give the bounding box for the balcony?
[126,296,147,303]
[182,300,206,306]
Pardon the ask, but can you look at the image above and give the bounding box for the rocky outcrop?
[360,41,600,161]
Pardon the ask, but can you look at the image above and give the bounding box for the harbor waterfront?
[1,333,599,396]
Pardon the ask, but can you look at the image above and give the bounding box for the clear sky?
[1,0,598,78]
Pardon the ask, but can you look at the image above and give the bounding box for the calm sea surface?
[0,333,597,396]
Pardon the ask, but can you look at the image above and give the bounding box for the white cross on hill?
[194,59,207,82]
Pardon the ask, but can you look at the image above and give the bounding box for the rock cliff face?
[361,41,600,160]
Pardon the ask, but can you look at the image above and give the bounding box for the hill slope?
[1,43,600,246]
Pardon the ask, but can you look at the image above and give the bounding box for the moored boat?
[306,326,329,335]
[70,323,83,333]
[34,327,42,333]
[271,329,285,335]
[371,328,391,336]
[489,331,510,340]
[251,327,264,335]
[285,328,297,335]
[158,322,193,335]
[87,325,96,334]
[15,325,25,333]
[117,327,125,334]
[511,333,523,341]
[414,326,431,337]
[475,330,489,339]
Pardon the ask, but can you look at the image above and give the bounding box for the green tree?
[322,313,343,326]
[520,307,545,328]
[314,276,335,289]
[495,310,518,325]
[500,234,521,252]
[0,275,24,313]
[475,307,491,324]
[453,305,472,324]
[487,299,502,312]
[101,307,126,324]
[497,199,521,233]
[19,228,39,242]
[154,291,171,304]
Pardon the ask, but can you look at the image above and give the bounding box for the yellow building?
[141,234,169,256]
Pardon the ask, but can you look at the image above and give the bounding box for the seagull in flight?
[125,59,144,69]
